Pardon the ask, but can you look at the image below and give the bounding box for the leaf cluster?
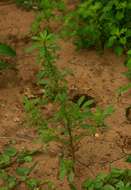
[0,43,16,70]
[64,0,131,54]
[0,146,43,190]
[82,168,131,190]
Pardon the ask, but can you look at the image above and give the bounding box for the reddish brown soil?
[0,3,131,190]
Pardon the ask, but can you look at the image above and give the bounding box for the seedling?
[124,50,131,80]
[27,30,67,101]
[117,50,131,95]
[0,146,50,190]
[63,0,131,54]
[31,0,66,33]
[0,43,16,70]
[25,30,114,187]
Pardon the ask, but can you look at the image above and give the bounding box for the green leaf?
[126,59,131,69]
[116,181,125,188]
[23,156,32,162]
[81,124,93,129]
[117,83,131,95]
[127,50,131,56]
[7,176,17,189]
[4,146,17,157]
[103,184,115,190]
[82,179,94,189]
[0,170,8,180]
[107,36,116,48]
[26,178,39,189]
[68,170,74,183]
[96,173,107,181]
[17,149,38,163]
[69,183,77,190]
[39,129,58,143]
[0,43,16,57]
[59,158,74,182]
[77,96,85,107]
[120,37,127,45]
[124,71,131,80]
[126,155,131,163]
[94,180,103,189]
[119,187,131,190]
[114,46,123,56]
[111,168,125,178]
[0,154,10,168]
[115,11,124,20]
[81,100,94,109]
[103,106,114,117]
[59,158,67,180]
[16,167,30,176]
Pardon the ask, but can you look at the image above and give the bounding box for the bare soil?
[0,3,131,190]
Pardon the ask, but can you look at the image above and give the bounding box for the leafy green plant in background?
[82,168,131,190]
[15,0,40,10]
[63,0,131,54]
[89,106,114,128]
[15,0,66,34]
[23,96,44,127]
[124,50,131,80]
[29,0,66,33]
[117,49,131,95]
[0,43,16,70]
[15,0,65,11]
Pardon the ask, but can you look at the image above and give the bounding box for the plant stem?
[66,120,75,162]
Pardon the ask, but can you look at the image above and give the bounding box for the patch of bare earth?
[0,3,131,190]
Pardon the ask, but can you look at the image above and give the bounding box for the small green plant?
[117,50,131,95]
[82,168,131,190]
[0,146,47,190]
[27,30,67,102]
[124,50,131,80]
[23,96,44,127]
[0,43,16,70]
[15,0,40,10]
[90,106,114,128]
[31,0,66,33]
[24,30,114,188]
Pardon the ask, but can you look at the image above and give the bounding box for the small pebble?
[95,133,99,138]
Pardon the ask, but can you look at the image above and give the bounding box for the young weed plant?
[63,0,131,55]
[27,30,67,102]
[0,43,16,70]
[0,146,55,190]
[117,49,131,95]
[82,168,131,190]
[24,30,114,188]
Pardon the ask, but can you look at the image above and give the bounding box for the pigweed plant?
[27,30,67,101]
[24,30,114,187]
[82,168,131,190]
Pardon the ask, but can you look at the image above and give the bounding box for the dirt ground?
[0,3,131,190]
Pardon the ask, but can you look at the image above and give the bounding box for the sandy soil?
[0,3,131,190]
